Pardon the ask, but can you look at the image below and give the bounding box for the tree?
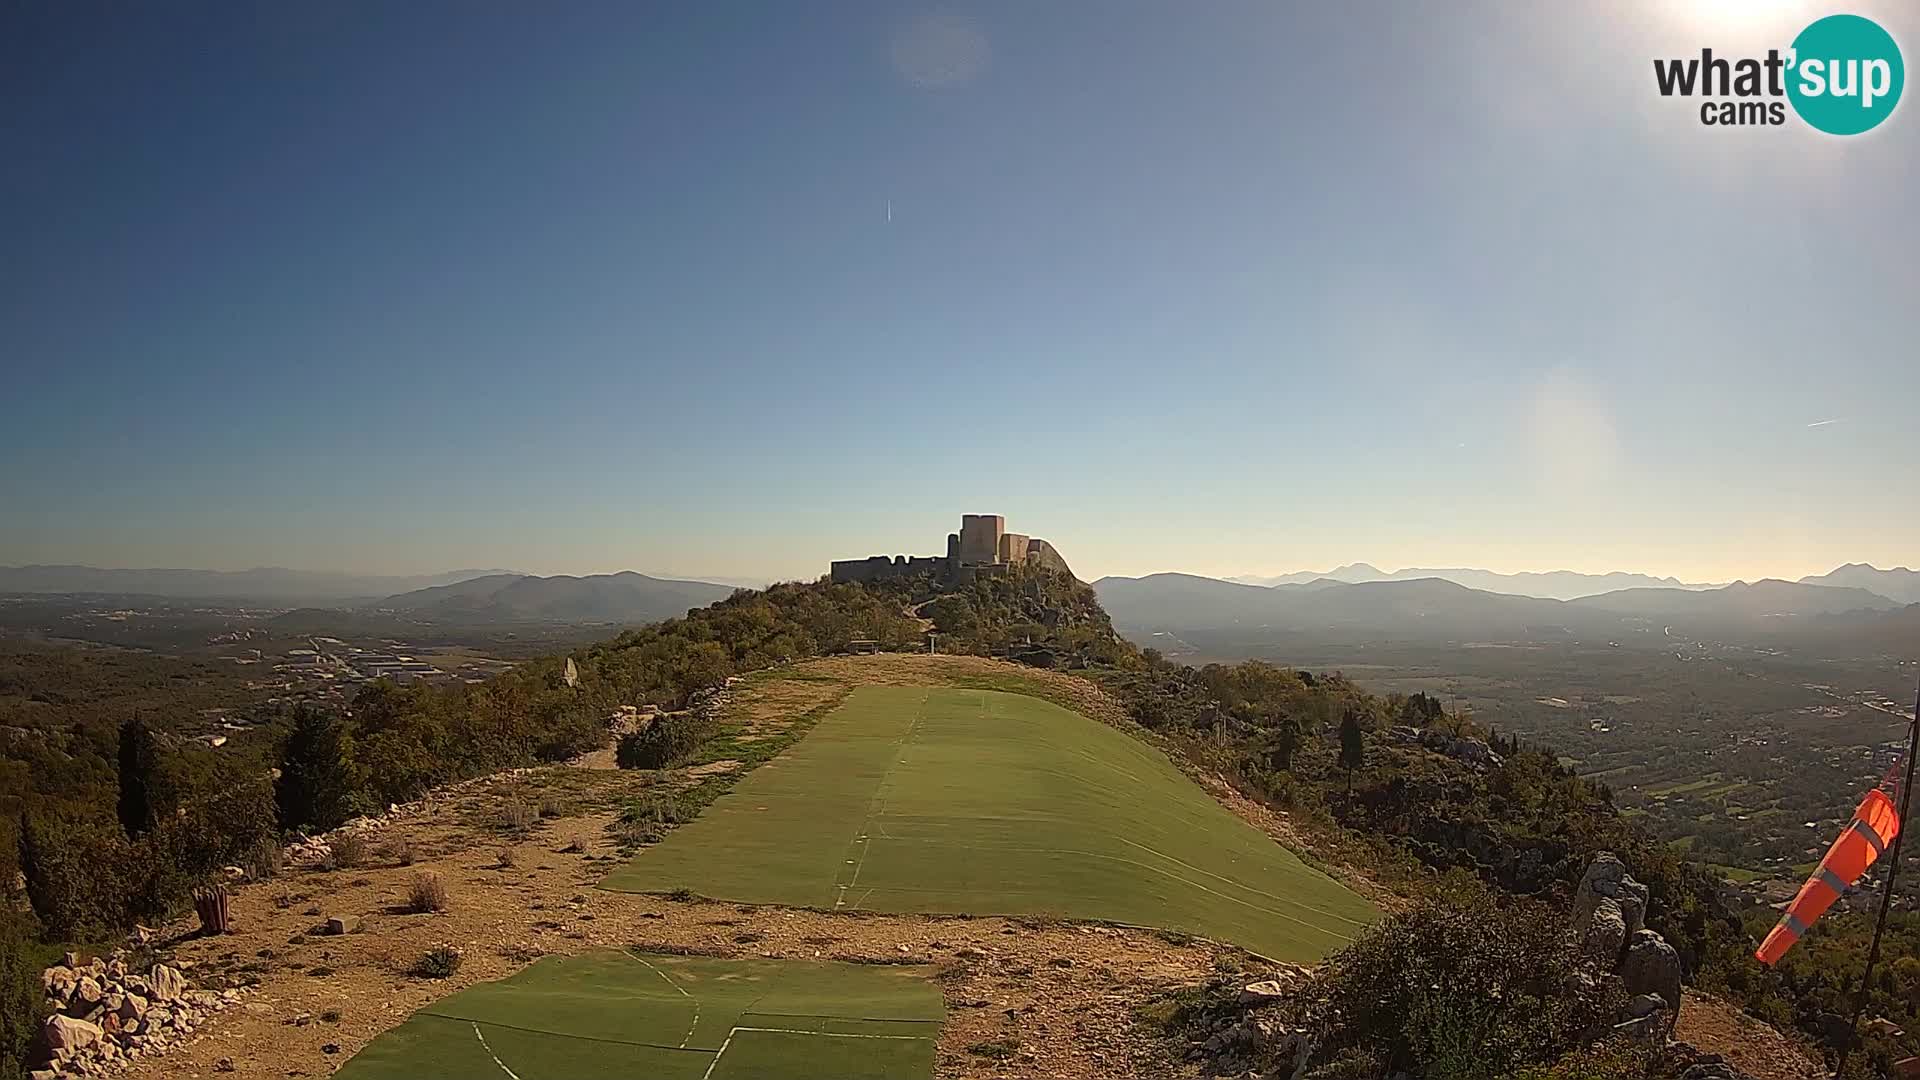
[1339,708,1366,804]
[0,909,44,1080]
[276,707,362,833]
[117,716,162,838]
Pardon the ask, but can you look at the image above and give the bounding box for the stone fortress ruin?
[830,514,1074,585]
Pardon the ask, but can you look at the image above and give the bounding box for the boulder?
[1580,897,1628,965]
[116,993,148,1023]
[44,1013,103,1052]
[1236,980,1291,1006]
[324,915,360,936]
[148,965,186,1004]
[72,975,103,1009]
[1626,993,1668,1019]
[1572,853,1648,967]
[1612,1012,1663,1044]
[1620,929,1682,1015]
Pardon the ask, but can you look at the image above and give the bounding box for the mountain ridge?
[1798,563,1920,605]
[366,570,738,624]
[1093,570,1904,641]
[1227,563,1715,600]
[0,564,518,604]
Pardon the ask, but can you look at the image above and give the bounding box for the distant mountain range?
[1227,563,1716,601]
[365,572,738,624]
[1798,563,1920,606]
[0,565,516,604]
[1093,570,1908,647]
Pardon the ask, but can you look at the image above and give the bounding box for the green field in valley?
[335,951,943,1080]
[603,685,1378,960]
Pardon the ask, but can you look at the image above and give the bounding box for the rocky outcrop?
[1571,852,1648,967]
[34,955,248,1078]
[1620,929,1683,1017]
[1173,968,1319,1079]
[1572,852,1685,1045]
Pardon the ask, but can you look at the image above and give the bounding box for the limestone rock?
[1626,992,1667,1018]
[1620,929,1682,1015]
[1571,852,1648,969]
[1612,1012,1664,1044]
[149,964,185,1003]
[42,965,76,997]
[1580,897,1628,965]
[1236,980,1291,1006]
[44,1013,103,1052]
[324,915,360,935]
[72,975,103,1009]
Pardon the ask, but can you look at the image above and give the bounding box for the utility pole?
[1837,676,1920,1077]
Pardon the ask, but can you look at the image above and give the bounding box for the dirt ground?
[113,654,1822,1080]
[120,777,1222,1079]
[1676,991,1826,1080]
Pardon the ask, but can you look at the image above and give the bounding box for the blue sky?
[3,1,1915,584]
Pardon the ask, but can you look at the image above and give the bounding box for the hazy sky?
[4,2,1916,585]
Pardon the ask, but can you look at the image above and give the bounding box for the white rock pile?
[33,954,248,1078]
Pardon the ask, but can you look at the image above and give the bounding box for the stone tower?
[957,514,1004,565]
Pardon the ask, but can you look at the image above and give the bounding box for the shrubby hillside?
[0,566,1903,1076]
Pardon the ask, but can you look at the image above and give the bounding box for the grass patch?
[334,952,943,1080]
[604,685,1377,962]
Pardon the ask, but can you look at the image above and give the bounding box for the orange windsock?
[1756,787,1902,966]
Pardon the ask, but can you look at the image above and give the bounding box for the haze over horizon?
[5,2,1916,587]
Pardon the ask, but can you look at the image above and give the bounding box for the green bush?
[410,945,462,979]
[1318,898,1622,1079]
[276,707,363,832]
[614,732,648,769]
[620,715,718,770]
[18,809,134,942]
[0,910,47,1080]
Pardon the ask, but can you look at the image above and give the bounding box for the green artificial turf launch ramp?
[334,951,943,1080]
[604,685,1378,960]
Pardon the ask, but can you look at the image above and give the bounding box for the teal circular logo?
[1787,14,1904,135]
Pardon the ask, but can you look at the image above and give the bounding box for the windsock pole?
[1837,678,1920,1076]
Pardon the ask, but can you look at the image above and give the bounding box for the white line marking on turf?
[734,1026,930,1039]
[701,1025,935,1080]
[837,693,926,909]
[626,951,700,1047]
[472,1023,523,1080]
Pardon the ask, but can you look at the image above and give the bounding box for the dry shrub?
[326,833,368,870]
[499,801,537,831]
[406,872,448,914]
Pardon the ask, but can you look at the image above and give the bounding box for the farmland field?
[603,685,1377,960]
[334,952,943,1080]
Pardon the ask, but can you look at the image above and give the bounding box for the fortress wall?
[1024,539,1073,579]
